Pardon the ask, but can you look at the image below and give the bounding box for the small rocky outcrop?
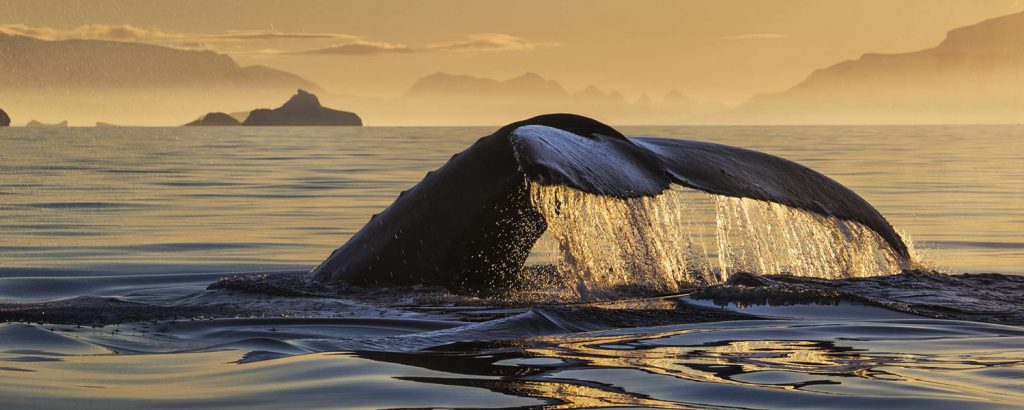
[26,120,68,127]
[0,109,9,126]
[185,112,242,126]
[243,89,362,126]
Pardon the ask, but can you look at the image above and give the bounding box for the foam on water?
[527,183,912,299]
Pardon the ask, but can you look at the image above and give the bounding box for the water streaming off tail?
[526,184,721,299]
[525,183,910,299]
[712,196,909,279]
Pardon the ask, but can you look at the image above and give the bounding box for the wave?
[691,270,1024,324]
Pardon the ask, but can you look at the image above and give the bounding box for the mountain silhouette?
[185,112,242,126]
[405,72,638,104]
[243,90,362,126]
[405,72,569,98]
[0,33,323,125]
[316,71,719,125]
[0,33,318,91]
[728,11,1024,124]
[26,120,68,127]
[0,108,9,126]
[572,85,625,103]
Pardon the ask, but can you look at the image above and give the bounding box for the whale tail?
[310,114,910,292]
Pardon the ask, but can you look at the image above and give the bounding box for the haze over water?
[1,124,1021,276]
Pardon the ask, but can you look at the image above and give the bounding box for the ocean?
[3,125,1022,276]
[0,125,1021,408]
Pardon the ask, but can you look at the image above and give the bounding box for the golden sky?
[2,0,1021,104]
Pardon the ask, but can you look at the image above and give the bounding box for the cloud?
[293,40,413,56]
[721,33,790,40]
[1,24,550,57]
[295,33,549,56]
[426,33,542,52]
[0,23,352,43]
[200,30,356,41]
[0,24,181,42]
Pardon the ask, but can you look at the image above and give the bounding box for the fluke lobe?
[310,114,909,288]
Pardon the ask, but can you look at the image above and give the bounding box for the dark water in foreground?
[1,274,1022,409]
[0,126,1022,408]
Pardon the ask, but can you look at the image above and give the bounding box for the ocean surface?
[0,125,1022,408]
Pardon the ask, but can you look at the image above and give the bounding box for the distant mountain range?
[0,33,317,91]
[327,71,719,125]
[403,71,676,106]
[0,30,712,125]
[726,11,1024,124]
[405,72,568,99]
[3,10,1022,125]
[0,33,321,125]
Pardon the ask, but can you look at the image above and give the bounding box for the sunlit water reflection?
[0,125,1022,408]
[1,125,1021,275]
[1,310,1021,409]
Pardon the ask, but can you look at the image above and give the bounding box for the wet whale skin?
[310,114,908,287]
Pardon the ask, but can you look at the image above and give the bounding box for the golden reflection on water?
[409,377,692,409]
[518,324,1024,402]
[1,318,1022,408]
[0,350,542,407]
[342,317,1024,408]
[0,125,1022,274]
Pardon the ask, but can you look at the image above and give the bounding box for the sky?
[2,0,1022,105]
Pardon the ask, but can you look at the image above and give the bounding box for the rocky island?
[0,108,9,126]
[185,112,242,126]
[243,90,362,126]
[187,90,362,127]
[26,120,69,127]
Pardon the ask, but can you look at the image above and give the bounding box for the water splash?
[525,183,911,300]
[526,184,718,299]
[713,195,908,279]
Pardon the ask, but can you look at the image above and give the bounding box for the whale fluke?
[311,114,909,288]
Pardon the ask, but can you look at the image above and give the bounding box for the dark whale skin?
[309,117,548,289]
[629,136,909,258]
[310,114,909,287]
